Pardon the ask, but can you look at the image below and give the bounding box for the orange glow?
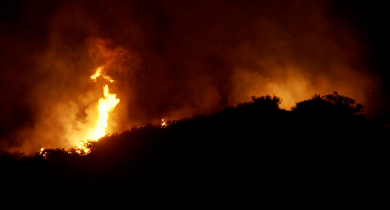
[76,67,120,154]
[103,75,114,83]
[90,67,102,81]
[90,67,114,83]
[90,85,120,140]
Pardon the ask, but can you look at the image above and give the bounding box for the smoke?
[0,0,378,153]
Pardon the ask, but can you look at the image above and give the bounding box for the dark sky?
[0,0,389,153]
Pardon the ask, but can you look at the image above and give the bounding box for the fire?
[76,67,120,154]
[90,85,120,140]
[90,67,114,83]
[90,67,102,80]
[39,148,47,159]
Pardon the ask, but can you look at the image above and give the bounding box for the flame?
[90,85,120,140]
[90,67,102,80]
[103,75,114,83]
[40,148,47,159]
[161,118,166,127]
[90,67,114,83]
[76,67,120,154]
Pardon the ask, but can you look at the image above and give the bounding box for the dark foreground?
[1,93,388,203]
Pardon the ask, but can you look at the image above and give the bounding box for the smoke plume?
[0,0,378,153]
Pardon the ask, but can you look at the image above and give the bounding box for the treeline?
[0,92,388,199]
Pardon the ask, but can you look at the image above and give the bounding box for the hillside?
[1,92,387,201]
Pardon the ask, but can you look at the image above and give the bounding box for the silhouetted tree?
[292,91,364,116]
[251,95,282,109]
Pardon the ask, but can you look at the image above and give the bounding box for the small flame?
[90,67,114,83]
[161,118,166,127]
[90,67,102,81]
[103,75,114,83]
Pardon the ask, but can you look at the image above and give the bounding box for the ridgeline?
[1,92,387,201]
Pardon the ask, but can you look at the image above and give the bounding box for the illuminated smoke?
[0,0,379,153]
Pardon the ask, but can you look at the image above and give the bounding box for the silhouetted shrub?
[292,91,364,116]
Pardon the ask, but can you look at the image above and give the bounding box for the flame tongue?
[91,67,114,83]
[76,67,120,154]
[90,67,102,80]
[91,85,120,140]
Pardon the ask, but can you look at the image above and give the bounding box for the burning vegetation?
[0,0,383,154]
[0,0,388,201]
[1,92,387,200]
[39,65,121,155]
[75,67,120,154]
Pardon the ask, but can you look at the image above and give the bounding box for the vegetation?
[0,92,387,199]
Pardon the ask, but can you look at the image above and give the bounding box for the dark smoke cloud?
[0,0,380,153]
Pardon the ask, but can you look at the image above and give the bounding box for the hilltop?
[1,92,387,201]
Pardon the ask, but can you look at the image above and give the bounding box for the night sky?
[0,0,389,153]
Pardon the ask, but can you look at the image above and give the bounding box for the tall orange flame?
[76,67,120,154]
[91,85,120,140]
